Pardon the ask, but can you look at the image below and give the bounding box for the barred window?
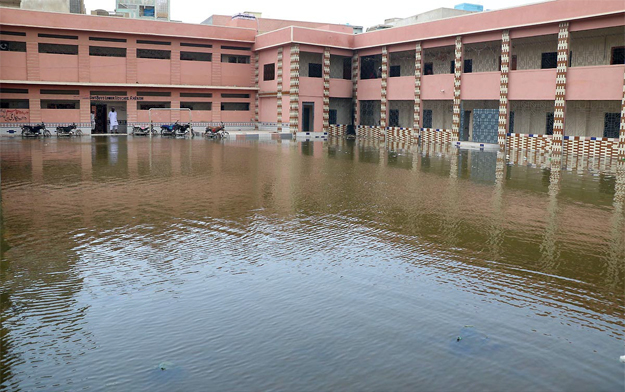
[0,99,29,109]
[137,49,171,59]
[0,41,26,52]
[0,88,28,94]
[181,42,212,48]
[263,63,275,81]
[181,102,212,110]
[541,52,557,69]
[38,43,78,55]
[180,92,212,98]
[0,31,26,36]
[329,110,337,125]
[138,101,171,110]
[41,100,79,109]
[180,51,212,62]
[137,91,171,97]
[604,113,620,138]
[38,33,77,40]
[308,63,322,78]
[389,109,399,127]
[221,93,250,98]
[137,39,170,46]
[40,89,79,95]
[221,102,249,111]
[89,46,126,57]
[221,54,250,64]
[90,36,127,43]
[221,45,251,51]
[423,110,433,128]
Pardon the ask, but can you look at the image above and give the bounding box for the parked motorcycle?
[204,122,228,139]
[55,123,83,137]
[21,122,51,138]
[174,121,193,137]
[132,123,157,136]
[160,121,178,137]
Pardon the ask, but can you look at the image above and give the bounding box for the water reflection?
[1,137,624,391]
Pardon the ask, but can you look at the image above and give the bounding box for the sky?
[83,0,544,28]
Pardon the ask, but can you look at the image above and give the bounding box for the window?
[221,93,250,98]
[464,59,472,73]
[0,31,26,36]
[40,89,79,95]
[604,113,620,138]
[545,112,554,135]
[389,109,399,127]
[137,39,170,45]
[263,63,275,81]
[343,57,352,80]
[541,52,557,69]
[137,49,170,59]
[308,63,322,78]
[221,102,249,111]
[181,42,212,48]
[611,46,625,65]
[38,43,78,55]
[180,92,212,98]
[89,46,126,57]
[0,41,26,52]
[38,33,77,40]
[424,62,433,75]
[138,101,171,110]
[90,36,127,43]
[180,51,212,62]
[41,100,79,109]
[0,88,28,94]
[359,100,379,126]
[329,109,337,125]
[509,111,515,133]
[0,99,29,109]
[137,91,171,97]
[423,109,433,128]
[361,55,380,79]
[221,45,251,51]
[180,102,212,110]
[221,54,250,63]
[450,60,456,74]
[389,65,400,77]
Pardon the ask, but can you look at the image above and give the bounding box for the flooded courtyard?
[1,136,624,391]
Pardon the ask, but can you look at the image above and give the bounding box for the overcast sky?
[84,0,546,28]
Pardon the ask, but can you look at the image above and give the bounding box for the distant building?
[90,9,128,18]
[0,0,85,13]
[202,12,362,34]
[116,0,170,21]
[367,7,478,31]
[454,3,484,12]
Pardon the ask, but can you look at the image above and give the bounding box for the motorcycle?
[132,123,157,136]
[204,122,228,139]
[55,123,83,137]
[22,122,51,138]
[174,121,193,137]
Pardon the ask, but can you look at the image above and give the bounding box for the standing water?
[1,137,623,391]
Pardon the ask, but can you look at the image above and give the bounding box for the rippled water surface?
[1,137,624,391]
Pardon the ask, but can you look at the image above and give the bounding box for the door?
[94,104,107,134]
[302,102,314,132]
[461,110,471,141]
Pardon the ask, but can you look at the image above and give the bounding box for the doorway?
[91,101,128,134]
[461,110,471,141]
[93,103,107,134]
[302,102,314,132]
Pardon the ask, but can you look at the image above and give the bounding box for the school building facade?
[1,0,624,159]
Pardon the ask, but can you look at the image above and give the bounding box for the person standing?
[91,110,95,132]
[108,107,118,134]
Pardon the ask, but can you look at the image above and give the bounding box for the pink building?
[1,0,624,158]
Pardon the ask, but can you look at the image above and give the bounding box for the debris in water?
[456,337,462,342]
[158,361,174,371]
[620,356,625,363]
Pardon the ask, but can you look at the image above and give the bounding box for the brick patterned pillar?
[352,53,359,127]
[171,46,181,85]
[552,22,570,155]
[289,44,300,134]
[618,66,625,161]
[322,47,331,129]
[452,36,463,142]
[212,47,222,86]
[78,36,90,83]
[380,47,388,129]
[254,52,259,130]
[26,39,40,81]
[29,97,41,123]
[276,48,283,131]
[414,42,422,132]
[127,41,137,84]
[498,30,511,150]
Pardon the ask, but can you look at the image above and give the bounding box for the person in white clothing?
[108,107,118,134]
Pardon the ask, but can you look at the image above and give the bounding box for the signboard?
[0,109,29,123]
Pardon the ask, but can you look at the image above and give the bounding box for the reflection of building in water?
[605,161,625,289]
[539,155,562,273]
